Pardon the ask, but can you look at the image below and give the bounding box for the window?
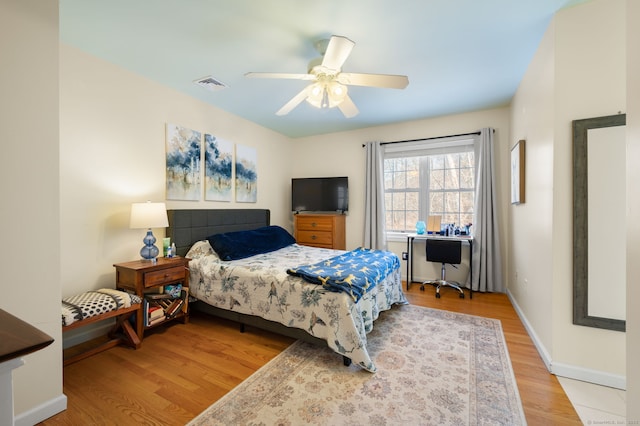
[383,137,475,235]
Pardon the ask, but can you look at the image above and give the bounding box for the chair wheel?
[435,293,441,298]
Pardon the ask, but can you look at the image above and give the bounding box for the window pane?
[391,192,405,210]
[460,191,474,213]
[406,211,419,230]
[384,172,392,189]
[431,156,444,170]
[444,168,460,190]
[385,213,394,230]
[406,168,420,188]
[460,152,473,168]
[407,157,419,171]
[460,167,474,189]
[444,155,458,169]
[445,192,460,214]
[406,191,419,211]
[430,168,444,190]
[443,213,458,224]
[384,192,393,211]
[392,171,405,189]
[392,211,404,231]
[383,145,475,234]
[429,192,444,214]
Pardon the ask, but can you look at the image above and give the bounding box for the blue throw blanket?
[287,247,400,302]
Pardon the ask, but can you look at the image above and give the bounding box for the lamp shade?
[306,81,347,109]
[129,202,169,229]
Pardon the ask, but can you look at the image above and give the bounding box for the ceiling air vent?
[193,75,227,92]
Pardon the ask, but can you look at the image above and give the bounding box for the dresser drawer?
[144,266,185,288]
[297,230,333,246]
[295,216,334,232]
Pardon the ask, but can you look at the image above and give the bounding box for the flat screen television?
[292,177,348,213]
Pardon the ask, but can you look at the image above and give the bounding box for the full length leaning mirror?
[573,113,626,332]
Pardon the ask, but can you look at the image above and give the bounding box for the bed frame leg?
[240,323,245,333]
[343,356,351,367]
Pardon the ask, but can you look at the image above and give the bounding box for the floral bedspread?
[186,241,408,372]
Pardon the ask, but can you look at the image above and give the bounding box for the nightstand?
[113,256,190,340]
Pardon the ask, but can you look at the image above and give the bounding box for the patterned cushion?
[62,289,141,327]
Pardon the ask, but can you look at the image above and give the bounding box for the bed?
[167,209,407,372]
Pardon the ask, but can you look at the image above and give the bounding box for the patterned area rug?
[189,304,526,425]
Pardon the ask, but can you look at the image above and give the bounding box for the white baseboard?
[506,289,553,371]
[15,394,67,426]
[552,362,626,390]
[506,289,626,390]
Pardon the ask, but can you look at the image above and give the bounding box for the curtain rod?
[362,130,490,147]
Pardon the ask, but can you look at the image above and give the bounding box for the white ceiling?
[59,0,586,138]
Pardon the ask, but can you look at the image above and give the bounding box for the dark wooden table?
[0,309,54,363]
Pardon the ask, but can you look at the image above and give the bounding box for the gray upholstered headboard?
[167,209,271,257]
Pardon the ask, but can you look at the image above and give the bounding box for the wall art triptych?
[165,123,257,202]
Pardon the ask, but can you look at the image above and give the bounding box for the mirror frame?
[573,113,626,332]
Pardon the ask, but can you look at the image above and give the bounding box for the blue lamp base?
[140,229,160,260]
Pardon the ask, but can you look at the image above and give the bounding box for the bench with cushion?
[62,288,142,365]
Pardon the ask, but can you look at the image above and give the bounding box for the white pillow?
[186,240,220,260]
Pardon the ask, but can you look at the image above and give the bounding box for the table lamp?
[129,201,169,260]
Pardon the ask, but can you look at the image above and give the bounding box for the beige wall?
[510,0,627,387]
[626,0,640,419]
[292,108,511,286]
[60,44,293,298]
[0,0,66,423]
[508,10,556,363]
[553,0,626,384]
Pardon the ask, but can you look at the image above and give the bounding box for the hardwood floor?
[42,284,581,425]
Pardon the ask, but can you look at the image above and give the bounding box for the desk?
[406,234,474,298]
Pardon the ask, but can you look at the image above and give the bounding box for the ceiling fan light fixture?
[328,82,347,103]
[306,83,324,108]
[247,35,406,117]
[306,81,347,109]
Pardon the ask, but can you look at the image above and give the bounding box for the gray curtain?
[363,141,387,250]
[472,128,503,292]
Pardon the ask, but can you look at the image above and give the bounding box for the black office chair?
[420,239,465,298]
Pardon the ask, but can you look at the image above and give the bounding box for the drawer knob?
[311,222,317,227]
[311,235,317,240]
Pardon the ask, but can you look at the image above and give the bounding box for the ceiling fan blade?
[338,95,359,118]
[321,35,355,71]
[245,72,316,81]
[337,72,409,89]
[276,86,310,116]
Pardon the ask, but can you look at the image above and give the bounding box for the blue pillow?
[207,225,296,261]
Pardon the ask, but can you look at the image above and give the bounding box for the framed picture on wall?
[166,123,202,201]
[235,144,257,203]
[510,139,525,204]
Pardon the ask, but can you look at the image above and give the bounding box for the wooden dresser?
[294,214,346,250]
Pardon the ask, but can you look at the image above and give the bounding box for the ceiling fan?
[245,35,409,118]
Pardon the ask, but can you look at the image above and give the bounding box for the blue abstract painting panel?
[235,144,257,203]
[204,134,233,202]
[166,123,202,200]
